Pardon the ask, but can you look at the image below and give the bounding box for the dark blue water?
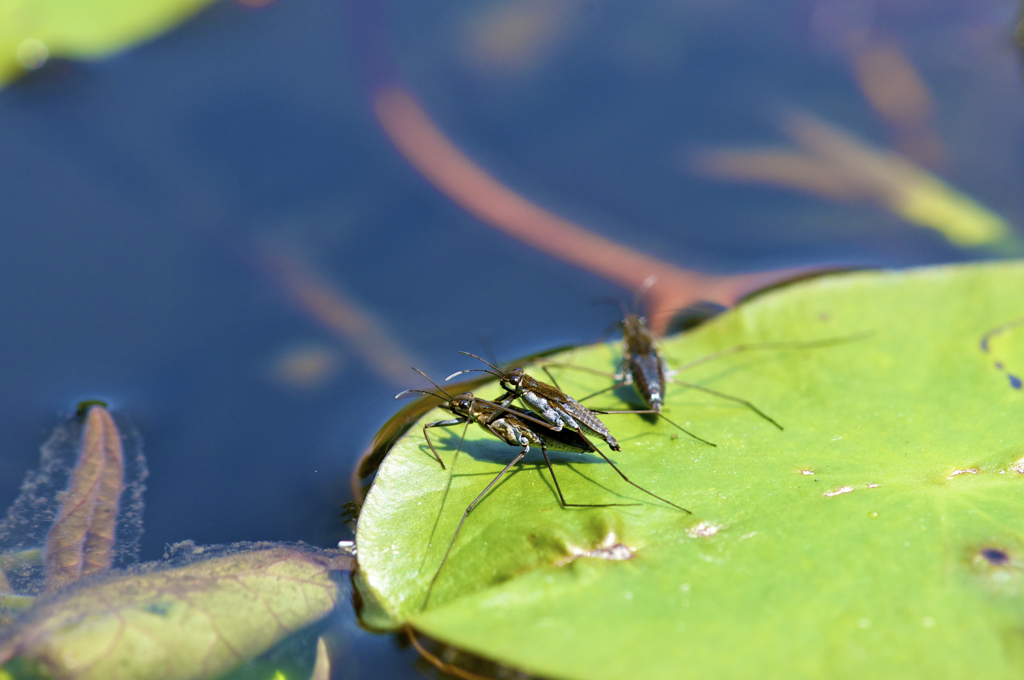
[0,0,1021,676]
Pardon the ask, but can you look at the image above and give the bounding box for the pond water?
[0,0,1022,677]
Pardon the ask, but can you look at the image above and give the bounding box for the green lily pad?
[355,260,1024,678]
[0,0,218,87]
[0,544,346,680]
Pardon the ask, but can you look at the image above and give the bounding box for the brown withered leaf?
[371,85,812,334]
[0,544,345,680]
[43,406,124,592]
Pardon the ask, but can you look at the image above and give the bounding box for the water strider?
[552,280,864,432]
[396,369,690,607]
[573,301,785,431]
[447,352,716,448]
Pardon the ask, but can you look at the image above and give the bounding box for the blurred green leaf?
[0,545,344,680]
[0,0,217,87]
[694,114,1021,254]
[356,261,1024,678]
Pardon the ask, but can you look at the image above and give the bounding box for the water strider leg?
[667,379,782,430]
[540,361,619,381]
[586,445,691,514]
[563,424,692,513]
[541,365,565,393]
[671,333,870,373]
[537,441,641,509]
[575,380,628,403]
[537,362,631,403]
[592,408,716,447]
[424,447,530,607]
[422,418,467,470]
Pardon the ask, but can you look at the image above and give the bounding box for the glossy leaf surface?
[357,261,1024,679]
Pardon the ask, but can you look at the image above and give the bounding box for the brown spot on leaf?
[557,532,635,566]
[969,544,1022,593]
[824,486,854,497]
[688,522,721,538]
[980,548,1011,567]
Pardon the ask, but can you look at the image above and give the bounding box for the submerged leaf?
[0,412,146,599]
[357,261,1024,678]
[0,544,344,680]
[43,406,123,592]
[309,636,330,680]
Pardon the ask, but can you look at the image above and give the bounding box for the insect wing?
[483,399,594,454]
[521,375,621,450]
[535,421,596,454]
[505,409,595,454]
[520,375,573,405]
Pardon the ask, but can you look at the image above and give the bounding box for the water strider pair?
[394,297,860,607]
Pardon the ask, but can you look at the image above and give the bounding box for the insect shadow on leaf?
[396,368,689,608]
